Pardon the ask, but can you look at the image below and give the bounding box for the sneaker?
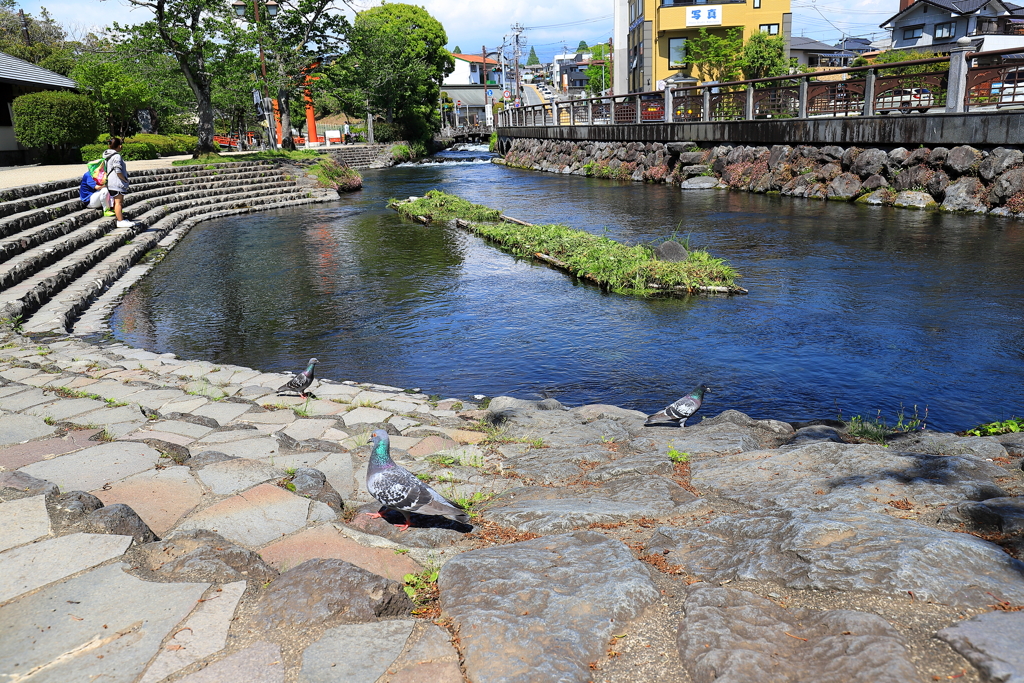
[103,210,115,217]
[116,220,136,228]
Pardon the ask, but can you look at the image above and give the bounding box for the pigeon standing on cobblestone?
[646,384,710,427]
[365,429,470,531]
[279,358,319,398]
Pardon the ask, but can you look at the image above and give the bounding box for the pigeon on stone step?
[646,384,710,427]
[365,429,470,531]
[278,358,319,398]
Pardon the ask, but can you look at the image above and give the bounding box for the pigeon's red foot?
[364,511,384,519]
[395,523,411,531]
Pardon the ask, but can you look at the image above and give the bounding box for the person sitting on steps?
[103,138,135,228]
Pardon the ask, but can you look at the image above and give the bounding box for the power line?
[525,14,612,30]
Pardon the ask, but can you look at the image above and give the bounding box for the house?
[790,36,857,68]
[445,53,503,86]
[612,0,792,93]
[880,0,1024,53]
[1,51,77,166]
[835,37,875,53]
[552,53,593,93]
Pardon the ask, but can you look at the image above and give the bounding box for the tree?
[742,31,790,83]
[527,46,539,65]
[71,57,152,137]
[453,44,461,53]
[687,27,743,84]
[329,4,453,143]
[0,1,73,70]
[577,40,588,52]
[115,0,245,154]
[872,49,943,76]
[12,90,98,160]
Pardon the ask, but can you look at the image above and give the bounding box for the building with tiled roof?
[1,51,78,166]
[880,0,1024,52]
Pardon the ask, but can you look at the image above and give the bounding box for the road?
[522,84,546,106]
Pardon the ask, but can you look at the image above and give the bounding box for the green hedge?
[12,91,98,161]
[80,141,159,163]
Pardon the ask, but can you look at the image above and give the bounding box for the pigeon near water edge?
[645,384,711,427]
[278,358,319,398]
[365,429,470,531]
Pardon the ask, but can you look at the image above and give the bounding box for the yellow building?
[614,0,792,93]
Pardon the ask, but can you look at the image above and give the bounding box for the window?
[903,25,924,39]
[759,23,780,34]
[753,0,761,7]
[669,37,687,67]
[935,21,955,38]
[470,63,478,72]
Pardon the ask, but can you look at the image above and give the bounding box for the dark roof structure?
[0,51,76,89]
[880,0,1024,27]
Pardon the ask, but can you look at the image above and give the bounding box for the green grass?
[50,387,127,407]
[965,417,1022,436]
[171,150,324,166]
[843,404,927,445]
[308,157,362,192]
[390,191,739,296]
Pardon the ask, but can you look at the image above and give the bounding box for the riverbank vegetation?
[390,191,741,296]
[170,150,324,166]
[308,157,362,192]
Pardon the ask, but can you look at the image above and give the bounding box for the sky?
[19,0,901,61]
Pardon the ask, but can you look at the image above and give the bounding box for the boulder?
[48,490,104,530]
[886,147,909,174]
[927,169,950,199]
[826,172,862,200]
[980,147,1024,181]
[678,584,917,683]
[892,191,937,210]
[768,145,793,169]
[887,430,1008,460]
[438,531,659,683]
[290,467,343,511]
[851,149,888,178]
[675,150,706,165]
[861,174,889,191]
[988,167,1024,206]
[902,147,929,166]
[892,164,932,191]
[940,177,989,213]
[678,164,709,178]
[927,146,949,167]
[937,611,1024,683]
[653,240,689,262]
[136,529,279,583]
[938,496,1024,533]
[69,503,157,544]
[646,508,1024,607]
[0,471,57,502]
[945,145,982,176]
[856,189,892,205]
[247,558,412,630]
[819,145,845,161]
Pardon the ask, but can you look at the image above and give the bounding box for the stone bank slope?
[503,138,1024,218]
[0,160,337,335]
[3,330,1024,682]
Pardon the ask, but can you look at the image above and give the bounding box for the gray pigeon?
[646,384,710,427]
[365,429,470,531]
[279,358,319,398]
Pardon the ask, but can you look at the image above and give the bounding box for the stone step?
[0,177,296,273]
[0,181,298,290]
[29,192,339,333]
[0,186,81,222]
[0,185,311,322]
[1,168,289,243]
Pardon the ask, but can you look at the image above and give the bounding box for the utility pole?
[511,23,524,103]
[18,10,31,45]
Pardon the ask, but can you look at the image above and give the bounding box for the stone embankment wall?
[502,138,1024,216]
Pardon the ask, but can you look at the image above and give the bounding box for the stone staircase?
[327,143,396,169]
[0,160,337,334]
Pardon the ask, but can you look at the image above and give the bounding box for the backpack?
[86,158,108,187]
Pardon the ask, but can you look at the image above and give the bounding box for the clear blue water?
[109,147,1024,431]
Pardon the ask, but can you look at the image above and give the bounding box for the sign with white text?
[685,6,723,26]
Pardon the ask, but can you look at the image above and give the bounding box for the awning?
[818,53,855,58]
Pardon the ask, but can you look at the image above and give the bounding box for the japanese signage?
[685,6,722,26]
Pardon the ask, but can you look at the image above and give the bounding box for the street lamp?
[232,0,279,149]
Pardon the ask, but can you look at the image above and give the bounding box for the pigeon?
[645,384,711,427]
[365,429,470,531]
[278,358,319,398]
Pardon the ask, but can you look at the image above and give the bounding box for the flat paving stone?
[239,410,297,425]
[21,373,62,387]
[74,404,148,426]
[94,466,205,535]
[343,407,393,427]
[0,414,56,446]
[24,398,108,421]
[383,623,463,683]
[303,400,348,416]
[176,483,312,547]
[0,367,41,382]
[0,562,207,683]
[408,435,459,458]
[152,419,216,439]
[0,385,31,399]
[84,381,145,401]
[194,430,264,444]
[0,495,51,552]
[937,610,1024,683]
[188,437,280,460]
[282,419,336,442]
[20,442,161,493]
[260,525,422,580]
[0,429,101,470]
[0,389,57,413]
[122,429,196,447]
[192,402,252,424]
[176,641,284,683]
[126,389,189,410]
[161,397,210,414]
[139,581,247,683]
[299,620,415,683]
[0,533,133,603]
[197,458,285,496]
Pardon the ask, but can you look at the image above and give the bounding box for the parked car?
[990,67,1024,104]
[875,87,934,114]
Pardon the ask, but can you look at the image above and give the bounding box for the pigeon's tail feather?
[645,410,678,425]
[417,498,470,523]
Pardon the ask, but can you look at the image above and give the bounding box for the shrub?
[80,143,106,161]
[372,121,403,143]
[80,141,159,163]
[12,90,99,161]
[390,143,412,162]
[309,157,362,192]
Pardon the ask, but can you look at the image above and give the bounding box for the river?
[108,145,1024,431]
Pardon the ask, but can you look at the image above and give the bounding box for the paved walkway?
[0,155,196,190]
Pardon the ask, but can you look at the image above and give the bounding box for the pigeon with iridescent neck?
[365,429,469,531]
[279,358,319,398]
[646,384,711,427]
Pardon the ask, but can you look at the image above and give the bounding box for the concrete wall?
[498,110,1024,149]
